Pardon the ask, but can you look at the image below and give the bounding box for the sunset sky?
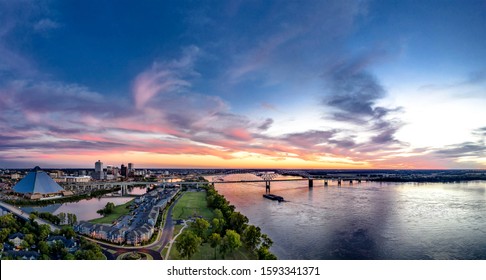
[1,0,486,169]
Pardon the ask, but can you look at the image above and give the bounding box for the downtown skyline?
[1,0,486,169]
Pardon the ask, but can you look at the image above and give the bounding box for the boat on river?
[263,194,284,202]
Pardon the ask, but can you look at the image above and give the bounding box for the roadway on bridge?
[0,201,61,231]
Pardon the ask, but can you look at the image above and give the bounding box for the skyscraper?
[128,162,134,177]
[94,160,105,180]
[121,164,127,178]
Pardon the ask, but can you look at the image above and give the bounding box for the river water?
[21,186,147,221]
[210,175,486,260]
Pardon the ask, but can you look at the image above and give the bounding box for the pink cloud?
[133,68,190,109]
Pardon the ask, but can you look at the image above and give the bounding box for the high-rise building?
[128,162,135,177]
[94,160,105,180]
[121,164,127,178]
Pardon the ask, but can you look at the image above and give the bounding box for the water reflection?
[210,175,486,259]
[21,187,149,221]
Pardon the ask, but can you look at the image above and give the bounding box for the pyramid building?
[13,166,64,194]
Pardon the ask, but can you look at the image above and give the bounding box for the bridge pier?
[324,180,328,187]
[337,179,342,186]
[265,181,271,193]
[349,180,353,184]
[211,183,215,188]
[308,179,313,188]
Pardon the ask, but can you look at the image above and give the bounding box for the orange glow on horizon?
[10,150,452,169]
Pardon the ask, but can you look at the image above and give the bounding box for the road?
[0,201,61,231]
[152,194,182,253]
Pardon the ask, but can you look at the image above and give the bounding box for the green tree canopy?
[229,212,249,234]
[37,224,51,241]
[208,233,222,259]
[0,213,17,228]
[176,230,202,260]
[191,218,210,240]
[211,218,225,235]
[243,225,261,251]
[220,229,241,258]
[257,246,277,260]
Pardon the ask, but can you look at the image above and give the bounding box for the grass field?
[89,199,134,224]
[168,191,256,260]
[171,191,214,220]
[169,241,256,260]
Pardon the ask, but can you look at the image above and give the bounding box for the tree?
[67,213,77,226]
[38,241,49,255]
[220,229,241,259]
[0,228,11,243]
[20,240,29,249]
[243,225,261,251]
[24,233,35,247]
[213,209,224,220]
[61,227,76,239]
[0,213,17,228]
[208,233,221,259]
[261,234,273,248]
[50,241,66,259]
[105,202,115,214]
[39,254,51,260]
[191,218,210,240]
[75,239,105,260]
[257,246,277,260]
[211,218,225,235]
[229,212,248,234]
[63,253,75,260]
[37,224,51,241]
[175,230,202,260]
[29,213,37,223]
[97,202,115,216]
[58,212,67,225]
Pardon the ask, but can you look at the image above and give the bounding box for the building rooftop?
[13,166,64,194]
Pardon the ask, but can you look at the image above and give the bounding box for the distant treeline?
[370,175,486,183]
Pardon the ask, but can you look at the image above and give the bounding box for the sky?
[1,0,486,169]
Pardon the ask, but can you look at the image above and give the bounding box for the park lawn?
[171,191,214,220]
[170,241,256,260]
[89,199,134,224]
[168,191,257,260]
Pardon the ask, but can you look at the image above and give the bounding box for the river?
[210,174,486,260]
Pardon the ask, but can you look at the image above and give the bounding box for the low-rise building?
[91,224,112,240]
[47,236,78,252]
[4,250,40,260]
[8,232,25,248]
[74,221,94,235]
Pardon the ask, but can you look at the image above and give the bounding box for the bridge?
[61,170,366,195]
[0,201,61,231]
[209,169,365,193]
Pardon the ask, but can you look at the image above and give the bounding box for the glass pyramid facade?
[13,166,64,194]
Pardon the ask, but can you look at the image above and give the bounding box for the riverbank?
[166,188,276,260]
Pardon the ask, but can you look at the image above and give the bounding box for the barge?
[263,194,284,202]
